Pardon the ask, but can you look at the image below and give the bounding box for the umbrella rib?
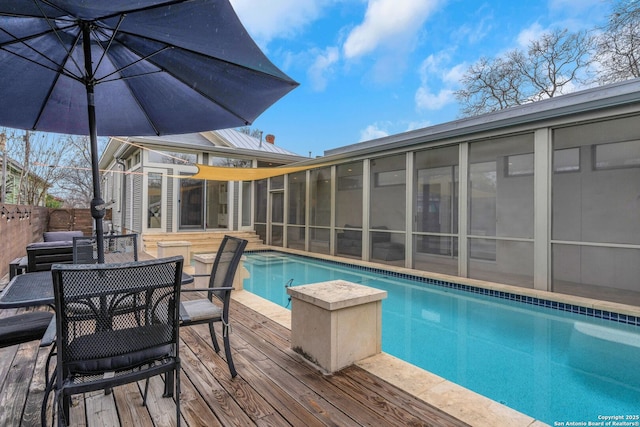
[0,23,72,48]
[91,14,126,78]
[0,27,83,82]
[33,0,85,78]
[91,32,172,84]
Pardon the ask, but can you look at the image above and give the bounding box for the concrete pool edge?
[231,290,547,427]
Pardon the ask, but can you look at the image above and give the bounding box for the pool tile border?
[247,250,640,327]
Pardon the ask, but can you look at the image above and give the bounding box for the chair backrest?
[73,234,139,264]
[51,256,183,378]
[208,236,248,299]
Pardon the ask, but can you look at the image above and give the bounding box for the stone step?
[141,230,264,254]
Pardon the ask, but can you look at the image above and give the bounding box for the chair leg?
[44,343,56,386]
[222,324,237,378]
[175,364,181,427]
[55,390,70,427]
[164,372,174,397]
[143,378,150,404]
[41,371,57,427]
[208,323,221,353]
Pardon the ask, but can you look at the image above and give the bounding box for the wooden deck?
[0,298,468,427]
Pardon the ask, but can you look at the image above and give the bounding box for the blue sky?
[229,0,612,158]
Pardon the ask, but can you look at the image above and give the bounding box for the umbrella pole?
[83,24,105,263]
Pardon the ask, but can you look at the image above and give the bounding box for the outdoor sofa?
[26,231,84,272]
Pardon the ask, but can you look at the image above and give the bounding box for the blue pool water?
[241,252,640,425]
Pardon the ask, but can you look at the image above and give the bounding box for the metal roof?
[214,129,301,156]
[100,128,305,168]
[134,132,214,148]
[125,129,303,156]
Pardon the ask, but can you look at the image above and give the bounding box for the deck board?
[0,300,468,427]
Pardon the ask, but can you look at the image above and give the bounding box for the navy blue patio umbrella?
[0,0,298,261]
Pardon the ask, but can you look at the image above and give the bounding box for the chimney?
[265,134,275,144]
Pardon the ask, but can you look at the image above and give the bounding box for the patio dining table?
[0,270,194,309]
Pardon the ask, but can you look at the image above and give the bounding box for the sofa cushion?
[43,231,83,242]
[27,241,74,249]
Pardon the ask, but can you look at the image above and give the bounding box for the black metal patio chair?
[180,235,247,378]
[41,256,184,427]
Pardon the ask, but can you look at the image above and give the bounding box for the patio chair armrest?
[40,315,56,347]
[190,273,211,278]
[179,302,190,322]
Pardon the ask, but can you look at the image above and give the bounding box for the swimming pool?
[241,251,640,425]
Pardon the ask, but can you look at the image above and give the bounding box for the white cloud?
[343,0,440,59]
[414,52,460,111]
[453,16,493,45]
[517,22,546,48]
[415,87,454,110]
[307,47,340,91]
[360,124,390,141]
[443,63,466,85]
[419,52,449,79]
[229,0,330,46]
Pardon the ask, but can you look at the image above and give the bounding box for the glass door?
[240,181,253,230]
[179,177,204,229]
[270,191,284,246]
[205,181,228,229]
[146,171,164,230]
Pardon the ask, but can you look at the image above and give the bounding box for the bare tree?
[4,129,66,206]
[455,29,595,116]
[596,0,640,84]
[455,55,527,116]
[2,129,107,207]
[237,126,264,140]
[519,30,594,99]
[55,135,95,207]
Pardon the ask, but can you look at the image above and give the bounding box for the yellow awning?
[189,163,326,181]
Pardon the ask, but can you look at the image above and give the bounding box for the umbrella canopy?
[0,0,298,261]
